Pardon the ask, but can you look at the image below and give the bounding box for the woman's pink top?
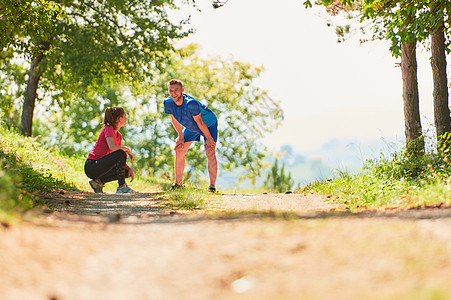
[87,125,122,160]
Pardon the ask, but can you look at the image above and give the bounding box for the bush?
[301,135,451,209]
[0,165,32,217]
[0,125,82,218]
[366,135,451,183]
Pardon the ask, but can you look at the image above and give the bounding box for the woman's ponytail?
[102,107,125,130]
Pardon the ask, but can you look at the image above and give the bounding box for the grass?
[0,131,83,191]
[0,127,86,220]
[3,122,451,219]
[161,183,212,210]
[0,125,216,220]
[300,142,451,210]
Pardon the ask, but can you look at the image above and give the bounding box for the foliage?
[40,0,191,98]
[303,0,451,57]
[0,59,24,131]
[359,0,451,57]
[0,123,82,218]
[303,1,451,157]
[0,122,219,221]
[368,133,451,181]
[0,123,172,218]
[0,124,83,194]
[264,158,294,193]
[0,165,33,219]
[4,0,193,137]
[0,0,68,56]
[32,44,284,182]
[300,134,451,209]
[212,0,229,9]
[151,44,283,180]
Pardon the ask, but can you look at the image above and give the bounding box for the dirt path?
[1,191,451,300]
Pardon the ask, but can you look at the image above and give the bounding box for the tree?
[147,44,284,180]
[33,44,284,181]
[429,1,451,142]
[303,0,451,154]
[0,0,66,53]
[0,52,26,130]
[1,0,68,135]
[369,0,451,148]
[366,0,451,151]
[399,7,423,155]
[3,0,191,137]
[264,158,294,193]
[201,0,451,152]
[212,0,229,9]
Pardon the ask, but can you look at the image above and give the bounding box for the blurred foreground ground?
[1,192,450,300]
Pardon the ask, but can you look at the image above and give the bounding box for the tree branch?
[212,0,229,9]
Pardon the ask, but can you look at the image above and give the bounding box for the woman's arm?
[106,136,134,161]
[125,162,135,182]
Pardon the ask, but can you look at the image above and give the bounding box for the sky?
[177,0,440,156]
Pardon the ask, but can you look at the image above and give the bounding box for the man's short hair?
[167,79,183,87]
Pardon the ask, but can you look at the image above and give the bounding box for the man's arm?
[170,115,184,137]
[170,114,185,149]
[193,113,216,149]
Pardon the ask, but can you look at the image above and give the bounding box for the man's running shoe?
[208,185,216,193]
[171,183,184,190]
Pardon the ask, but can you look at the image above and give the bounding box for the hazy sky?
[179,0,439,153]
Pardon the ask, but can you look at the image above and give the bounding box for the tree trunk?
[430,22,451,141]
[401,40,423,154]
[21,42,49,136]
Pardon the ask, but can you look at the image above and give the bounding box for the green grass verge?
[8,122,451,218]
[0,125,214,219]
[300,146,451,210]
[161,183,211,210]
[0,126,88,219]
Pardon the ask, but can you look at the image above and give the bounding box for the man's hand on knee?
[205,138,216,150]
[174,141,185,151]
[174,136,185,150]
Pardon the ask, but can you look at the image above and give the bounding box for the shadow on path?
[37,191,451,226]
[38,191,171,224]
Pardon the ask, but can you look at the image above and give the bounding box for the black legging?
[84,150,129,186]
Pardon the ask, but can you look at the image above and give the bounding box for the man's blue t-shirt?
[164,93,217,134]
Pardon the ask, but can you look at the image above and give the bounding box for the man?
[163,79,218,192]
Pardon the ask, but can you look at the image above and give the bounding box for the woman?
[84,107,136,193]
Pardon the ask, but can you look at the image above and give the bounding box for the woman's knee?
[113,150,127,163]
[117,149,127,158]
[113,150,127,169]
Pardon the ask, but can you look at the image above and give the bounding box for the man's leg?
[174,141,193,185]
[205,144,217,186]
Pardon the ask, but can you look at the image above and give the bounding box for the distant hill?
[219,136,404,190]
